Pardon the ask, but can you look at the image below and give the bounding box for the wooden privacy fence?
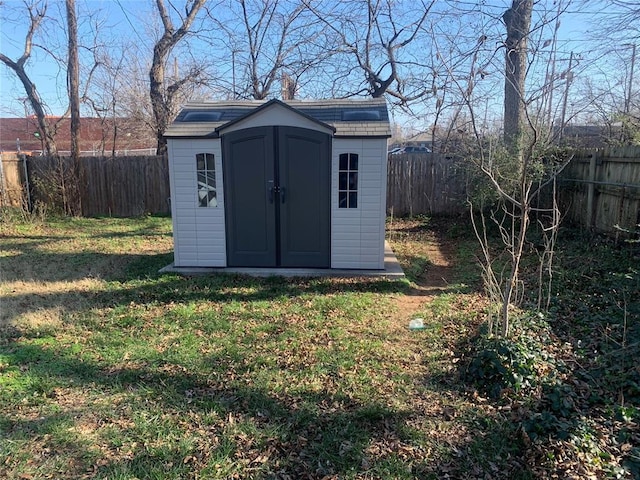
[0,153,28,208]
[0,154,171,217]
[3,152,470,218]
[386,153,468,216]
[559,146,640,234]
[2,149,638,233]
[79,155,169,216]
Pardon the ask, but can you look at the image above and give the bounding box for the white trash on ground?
[408,318,425,330]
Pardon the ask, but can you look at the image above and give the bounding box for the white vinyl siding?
[331,138,387,269]
[168,138,227,267]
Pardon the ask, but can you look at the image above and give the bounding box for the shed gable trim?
[215,99,336,135]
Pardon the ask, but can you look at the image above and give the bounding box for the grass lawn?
[1,213,638,479]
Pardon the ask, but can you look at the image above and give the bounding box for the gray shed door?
[223,126,331,267]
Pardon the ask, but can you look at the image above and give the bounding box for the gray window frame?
[196,152,217,207]
[338,153,358,209]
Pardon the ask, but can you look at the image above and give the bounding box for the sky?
[0,0,635,128]
[1,0,142,116]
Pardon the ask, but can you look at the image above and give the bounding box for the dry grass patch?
[1,279,104,325]
[0,215,173,329]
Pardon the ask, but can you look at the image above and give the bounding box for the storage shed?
[164,98,391,271]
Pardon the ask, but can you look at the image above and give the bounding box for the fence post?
[21,154,33,212]
[586,152,597,229]
[0,153,8,207]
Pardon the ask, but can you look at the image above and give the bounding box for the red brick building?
[0,116,155,154]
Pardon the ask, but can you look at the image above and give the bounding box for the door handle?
[280,186,286,204]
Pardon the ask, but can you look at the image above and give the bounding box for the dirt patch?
[397,247,454,318]
[388,218,458,320]
[412,239,454,291]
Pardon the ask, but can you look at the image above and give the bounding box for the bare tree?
[149,0,208,155]
[239,0,303,99]
[607,1,640,42]
[86,50,125,156]
[209,0,329,100]
[564,1,638,144]
[428,19,500,153]
[433,0,575,336]
[592,37,639,144]
[0,0,58,155]
[305,0,435,105]
[86,41,162,157]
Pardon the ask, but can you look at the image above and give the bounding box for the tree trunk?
[149,0,207,156]
[66,0,82,215]
[0,59,58,156]
[67,0,80,160]
[150,44,169,156]
[500,203,530,336]
[503,0,533,155]
[21,69,58,156]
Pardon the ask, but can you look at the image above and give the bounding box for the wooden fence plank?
[386,153,467,217]
[0,153,26,208]
[22,155,171,217]
[559,146,640,234]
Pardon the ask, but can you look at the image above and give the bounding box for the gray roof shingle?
[164,98,391,138]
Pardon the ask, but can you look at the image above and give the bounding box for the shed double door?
[223,126,331,268]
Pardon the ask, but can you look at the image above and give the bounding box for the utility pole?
[559,51,574,141]
[232,50,236,99]
[545,0,563,128]
[625,44,636,114]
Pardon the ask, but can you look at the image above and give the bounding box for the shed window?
[341,110,381,121]
[196,153,217,207]
[338,153,358,208]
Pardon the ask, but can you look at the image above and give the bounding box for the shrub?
[463,314,558,398]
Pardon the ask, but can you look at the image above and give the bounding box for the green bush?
[463,314,557,398]
[465,335,537,398]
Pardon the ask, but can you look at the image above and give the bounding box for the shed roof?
[164,98,391,138]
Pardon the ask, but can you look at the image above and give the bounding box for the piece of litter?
[408,318,425,330]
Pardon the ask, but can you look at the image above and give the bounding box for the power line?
[114,0,147,46]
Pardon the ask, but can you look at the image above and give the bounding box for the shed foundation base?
[160,242,404,278]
